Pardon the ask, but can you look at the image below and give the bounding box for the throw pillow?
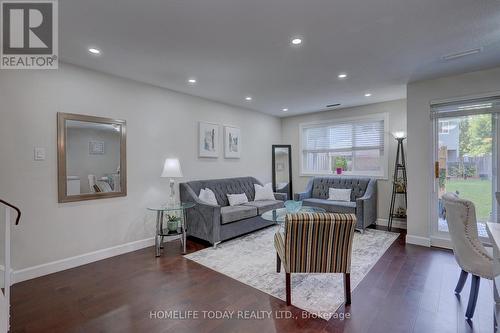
[199,188,218,206]
[328,188,352,202]
[254,183,275,201]
[227,193,249,206]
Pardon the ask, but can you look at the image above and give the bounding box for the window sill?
[299,172,388,181]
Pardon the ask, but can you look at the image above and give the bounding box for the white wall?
[281,99,407,223]
[0,63,282,272]
[407,66,500,246]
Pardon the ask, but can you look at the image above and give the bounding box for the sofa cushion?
[181,177,260,206]
[328,188,351,202]
[199,188,218,206]
[220,205,258,224]
[303,198,356,214]
[254,183,276,201]
[227,193,249,206]
[243,200,284,214]
[311,177,370,201]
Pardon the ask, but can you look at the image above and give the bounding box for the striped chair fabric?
[274,212,357,306]
[274,212,357,273]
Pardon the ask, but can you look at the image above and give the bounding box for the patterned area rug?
[185,227,399,320]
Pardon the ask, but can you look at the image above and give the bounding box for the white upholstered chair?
[88,175,96,193]
[442,192,493,319]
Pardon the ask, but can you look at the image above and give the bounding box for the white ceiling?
[60,0,500,117]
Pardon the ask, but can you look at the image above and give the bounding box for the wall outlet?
[34,147,46,161]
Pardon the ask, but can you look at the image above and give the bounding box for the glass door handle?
[435,161,440,179]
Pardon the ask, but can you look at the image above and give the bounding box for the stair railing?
[0,199,21,332]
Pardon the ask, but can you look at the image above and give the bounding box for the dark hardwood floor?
[11,227,494,332]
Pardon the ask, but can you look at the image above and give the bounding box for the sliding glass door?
[431,97,500,244]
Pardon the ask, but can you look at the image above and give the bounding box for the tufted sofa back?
[182,177,262,206]
[311,177,371,201]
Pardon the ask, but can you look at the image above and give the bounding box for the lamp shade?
[161,158,183,178]
[392,131,406,139]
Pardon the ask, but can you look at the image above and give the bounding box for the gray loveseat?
[295,176,377,230]
[180,177,286,247]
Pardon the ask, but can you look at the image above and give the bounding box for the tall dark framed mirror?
[57,112,127,203]
[272,145,292,201]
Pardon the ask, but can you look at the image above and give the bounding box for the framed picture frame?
[199,122,219,158]
[224,126,241,158]
[89,140,105,155]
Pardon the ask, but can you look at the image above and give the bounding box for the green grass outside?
[445,179,492,220]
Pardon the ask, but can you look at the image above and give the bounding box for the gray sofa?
[180,177,286,246]
[294,176,377,230]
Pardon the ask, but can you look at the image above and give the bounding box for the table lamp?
[161,158,183,206]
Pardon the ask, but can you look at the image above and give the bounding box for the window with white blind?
[300,113,388,177]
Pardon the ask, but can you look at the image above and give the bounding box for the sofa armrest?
[294,177,314,201]
[355,179,378,229]
[294,192,311,201]
[274,192,287,201]
[179,183,222,245]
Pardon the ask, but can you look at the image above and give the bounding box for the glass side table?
[147,202,195,257]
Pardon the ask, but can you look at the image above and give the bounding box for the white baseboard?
[430,236,452,249]
[406,234,431,247]
[376,218,407,229]
[12,237,155,284]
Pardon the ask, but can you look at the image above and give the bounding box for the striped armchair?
[274,212,357,306]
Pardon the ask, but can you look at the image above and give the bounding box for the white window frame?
[299,112,390,179]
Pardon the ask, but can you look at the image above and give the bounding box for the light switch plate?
[34,147,46,161]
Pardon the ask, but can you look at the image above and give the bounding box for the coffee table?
[261,206,326,224]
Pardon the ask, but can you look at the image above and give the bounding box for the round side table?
[147,202,195,257]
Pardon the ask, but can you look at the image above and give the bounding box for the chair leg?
[465,275,481,319]
[455,269,468,294]
[276,253,281,273]
[285,273,291,306]
[344,273,351,305]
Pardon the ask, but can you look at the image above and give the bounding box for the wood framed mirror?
[272,145,293,201]
[57,113,127,203]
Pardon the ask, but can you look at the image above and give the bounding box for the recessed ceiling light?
[442,48,482,61]
[338,73,348,79]
[187,78,197,84]
[364,93,372,97]
[291,38,302,45]
[282,108,288,112]
[245,96,252,101]
[88,48,101,55]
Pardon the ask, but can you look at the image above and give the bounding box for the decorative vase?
[336,168,342,175]
[167,220,178,232]
[284,200,303,213]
